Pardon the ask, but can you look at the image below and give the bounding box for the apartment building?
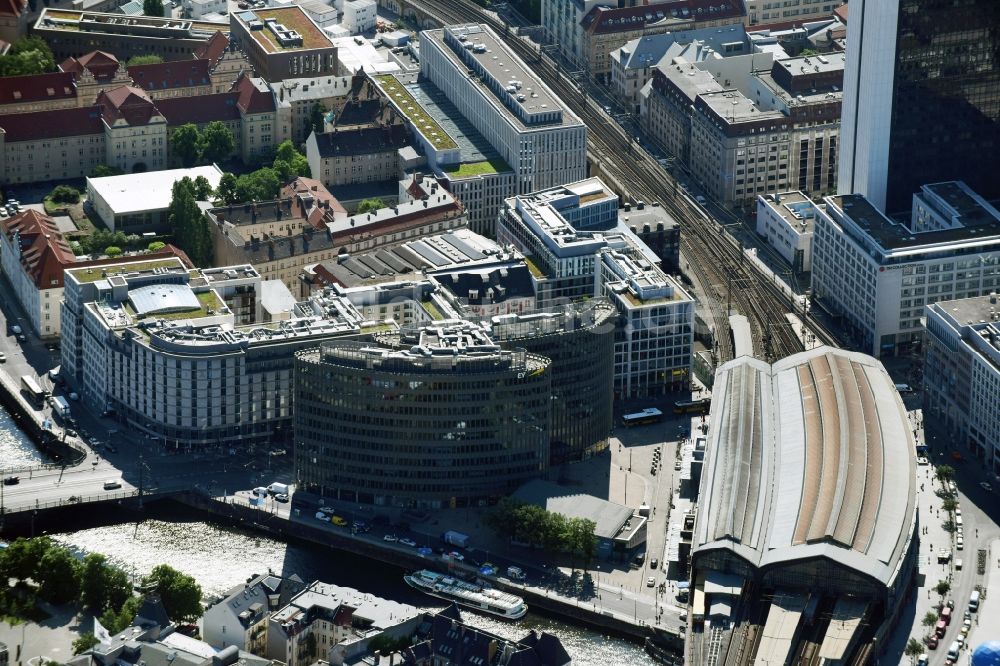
[811,182,1000,357]
[229,7,339,82]
[745,0,841,26]
[498,177,694,397]
[580,0,745,81]
[640,50,841,204]
[265,581,421,666]
[610,25,751,112]
[202,573,306,652]
[305,124,408,188]
[273,74,356,145]
[209,175,466,292]
[755,191,817,273]
[33,9,228,61]
[420,24,587,197]
[60,257,390,449]
[924,294,1000,474]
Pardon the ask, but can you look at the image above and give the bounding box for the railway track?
[407,0,827,362]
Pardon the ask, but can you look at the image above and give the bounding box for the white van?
[947,640,961,660]
[955,558,963,570]
[956,515,963,528]
[970,589,981,612]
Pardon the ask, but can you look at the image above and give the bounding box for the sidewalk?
[0,603,89,666]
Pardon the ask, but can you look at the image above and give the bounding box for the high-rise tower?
[839,0,1000,213]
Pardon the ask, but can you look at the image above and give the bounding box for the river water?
[0,410,46,471]
[3,429,651,663]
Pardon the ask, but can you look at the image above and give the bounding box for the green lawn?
[523,255,546,278]
[374,76,458,151]
[68,258,183,284]
[422,300,445,320]
[442,157,511,178]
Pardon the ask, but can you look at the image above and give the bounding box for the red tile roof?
[833,3,847,24]
[1,210,76,290]
[0,0,26,18]
[128,59,211,92]
[194,31,229,66]
[60,50,120,81]
[155,92,241,125]
[0,71,76,107]
[97,85,161,126]
[234,72,275,115]
[582,0,744,35]
[0,105,104,142]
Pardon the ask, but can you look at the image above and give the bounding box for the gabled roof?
[0,0,26,18]
[129,59,212,92]
[97,86,162,126]
[233,72,275,114]
[0,71,76,106]
[1,210,77,290]
[194,30,230,65]
[60,50,121,81]
[0,105,104,141]
[155,92,241,125]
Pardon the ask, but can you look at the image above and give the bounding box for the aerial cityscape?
[0,0,997,664]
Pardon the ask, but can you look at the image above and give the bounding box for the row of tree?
[484,498,599,565]
[0,538,202,624]
[170,176,214,266]
[215,141,310,205]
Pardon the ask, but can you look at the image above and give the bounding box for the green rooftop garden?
[128,289,224,322]
[421,299,445,321]
[68,259,184,284]
[361,322,396,334]
[442,157,511,178]
[375,75,458,151]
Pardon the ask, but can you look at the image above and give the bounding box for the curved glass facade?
[294,341,552,508]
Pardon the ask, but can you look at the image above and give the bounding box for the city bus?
[621,408,663,426]
[20,375,46,406]
[673,398,711,415]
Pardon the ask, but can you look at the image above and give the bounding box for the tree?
[310,103,327,135]
[272,140,309,178]
[144,565,203,622]
[904,638,923,663]
[0,36,55,77]
[126,55,163,67]
[0,537,53,581]
[147,241,166,252]
[91,165,124,178]
[357,198,385,214]
[217,173,238,205]
[143,0,164,16]
[922,610,938,628]
[37,547,81,604]
[935,579,951,598]
[193,175,214,200]
[169,178,212,267]
[73,634,100,655]
[199,121,235,165]
[942,497,959,514]
[170,124,201,168]
[100,595,142,635]
[248,167,280,200]
[105,246,123,258]
[49,185,81,204]
[935,465,955,486]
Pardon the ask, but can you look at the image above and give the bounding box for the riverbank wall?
[0,370,85,469]
[176,492,661,642]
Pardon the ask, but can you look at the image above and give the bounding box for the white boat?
[404,569,528,620]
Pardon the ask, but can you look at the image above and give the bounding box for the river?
[2,426,651,664]
[49,504,651,665]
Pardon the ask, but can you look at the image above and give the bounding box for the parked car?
[3,476,19,485]
[274,493,289,503]
[383,534,398,542]
[103,480,122,490]
[315,511,328,521]
[981,481,993,492]
[448,551,464,562]
[399,538,417,547]
[0,352,6,363]
[646,577,655,587]
[318,505,337,514]
[330,516,348,526]
[650,558,658,569]
[11,324,21,335]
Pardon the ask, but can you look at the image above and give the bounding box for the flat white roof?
[88,165,224,216]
